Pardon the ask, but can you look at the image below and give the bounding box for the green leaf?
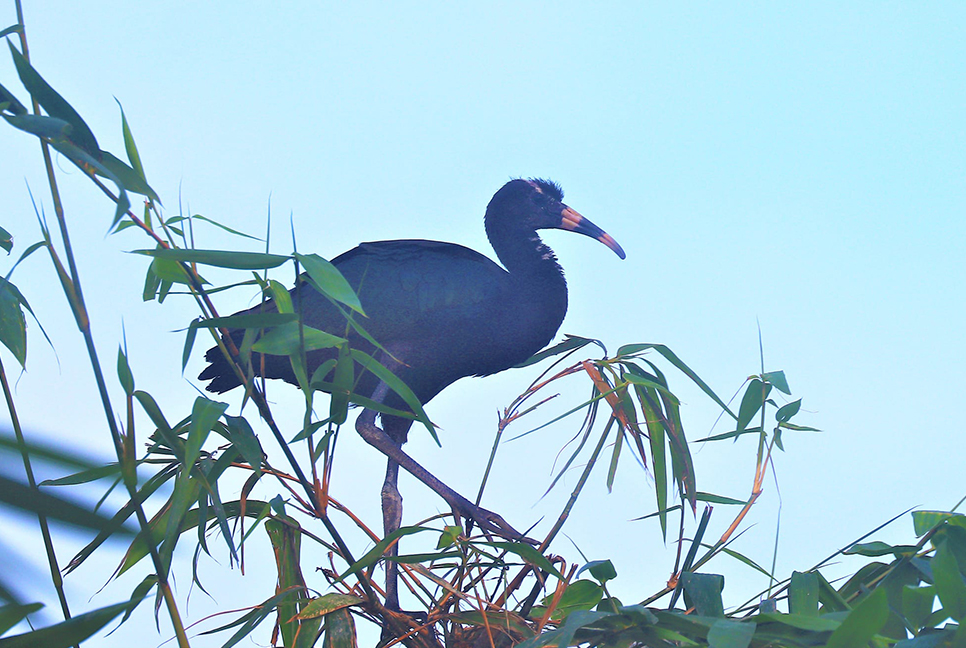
[736,378,770,435]
[539,580,603,621]
[825,587,889,648]
[681,572,724,617]
[0,603,43,636]
[40,462,121,487]
[775,398,801,423]
[267,279,294,313]
[762,370,790,394]
[580,559,618,584]
[752,611,840,631]
[0,475,130,534]
[902,585,935,631]
[932,538,966,620]
[198,587,296,647]
[635,382,668,537]
[321,607,356,648]
[0,226,11,253]
[181,318,199,371]
[328,345,353,425]
[696,492,747,506]
[0,277,27,367]
[8,41,99,155]
[0,599,140,648]
[515,610,614,648]
[483,541,565,580]
[224,415,263,477]
[515,334,597,368]
[251,322,345,355]
[0,79,26,116]
[618,343,737,419]
[338,526,430,581]
[145,255,195,287]
[45,138,130,229]
[117,346,134,396]
[845,541,918,558]
[116,101,147,191]
[707,618,755,648]
[349,348,436,443]
[133,248,290,270]
[789,571,819,617]
[913,511,963,536]
[99,151,159,202]
[297,593,364,619]
[200,312,297,331]
[185,398,227,470]
[623,372,680,405]
[188,214,261,241]
[296,252,364,315]
[719,548,773,579]
[1,113,71,140]
[265,517,316,648]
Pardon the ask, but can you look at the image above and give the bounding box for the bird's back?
[201,238,566,404]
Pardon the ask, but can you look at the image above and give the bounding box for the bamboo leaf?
[133,248,290,270]
[296,252,364,315]
[515,334,597,368]
[8,41,99,155]
[0,599,141,648]
[736,379,770,435]
[0,277,27,367]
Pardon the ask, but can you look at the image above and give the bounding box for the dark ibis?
[199,178,625,607]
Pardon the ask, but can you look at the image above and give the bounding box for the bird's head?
[485,178,626,260]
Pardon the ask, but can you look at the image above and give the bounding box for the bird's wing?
[327,240,509,342]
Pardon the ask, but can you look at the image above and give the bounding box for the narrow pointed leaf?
[8,41,99,155]
[252,322,344,355]
[0,599,140,648]
[350,348,436,442]
[296,252,364,315]
[515,334,596,368]
[0,603,43,636]
[0,475,131,534]
[116,101,146,186]
[224,415,263,476]
[117,346,134,396]
[0,277,27,367]
[99,151,159,202]
[736,379,769,435]
[133,248,290,270]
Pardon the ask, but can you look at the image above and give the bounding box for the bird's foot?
[457,500,537,545]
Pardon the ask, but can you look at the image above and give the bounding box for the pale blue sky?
[1,3,964,646]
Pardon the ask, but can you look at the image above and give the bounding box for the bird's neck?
[493,229,569,315]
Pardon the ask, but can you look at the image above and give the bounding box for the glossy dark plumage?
[200,178,625,420]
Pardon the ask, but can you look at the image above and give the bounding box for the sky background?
[1,3,964,646]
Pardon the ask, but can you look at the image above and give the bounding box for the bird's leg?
[382,456,402,610]
[379,418,408,612]
[356,383,530,545]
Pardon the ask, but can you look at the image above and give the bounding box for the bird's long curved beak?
[560,207,626,260]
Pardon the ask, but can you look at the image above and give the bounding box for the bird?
[199,178,625,608]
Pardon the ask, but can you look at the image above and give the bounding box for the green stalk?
[0,357,74,645]
[14,2,189,645]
